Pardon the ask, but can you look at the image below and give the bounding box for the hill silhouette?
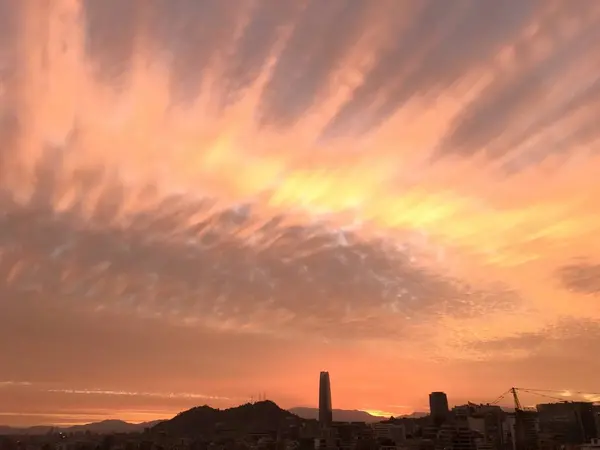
[153,401,306,437]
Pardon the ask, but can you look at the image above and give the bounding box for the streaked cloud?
[0,381,32,387]
[46,388,230,401]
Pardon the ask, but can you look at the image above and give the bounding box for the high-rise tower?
[319,371,333,426]
[429,391,449,426]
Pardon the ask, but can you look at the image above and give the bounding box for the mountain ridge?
[0,419,164,435]
[289,407,429,422]
[289,407,383,423]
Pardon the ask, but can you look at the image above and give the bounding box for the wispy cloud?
[0,381,32,387]
[46,389,230,401]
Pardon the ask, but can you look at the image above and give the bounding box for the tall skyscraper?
[429,391,449,425]
[319,371,333,426]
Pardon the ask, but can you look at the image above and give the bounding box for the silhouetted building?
[537,402,597,445]
[581,438,600,450]
[510,410,539,450]
[452,403,506,450]
[437,424,477,450]
[430,392,450,426]
[371,423,406,443]
[319,372,333,427]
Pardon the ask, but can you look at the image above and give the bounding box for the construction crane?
[491,387,600,410]
[490,386,600,450]
[511,387,523,411]
[491,387,526,410]
[489,388,543,450]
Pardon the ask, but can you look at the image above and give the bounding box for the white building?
[371,423,406,443]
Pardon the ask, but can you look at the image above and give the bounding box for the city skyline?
[2,0,600,428]
[0,379,596,427]
[0,386,595,429]
[3,388,598,450]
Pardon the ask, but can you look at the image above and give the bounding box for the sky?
[1,0,600,427]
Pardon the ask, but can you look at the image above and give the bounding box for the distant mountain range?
[289,407,384,423]
[0,419,164,435]
[289,407,429,422]
[0,403,429,436]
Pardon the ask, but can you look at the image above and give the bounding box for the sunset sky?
[1,0,600,427]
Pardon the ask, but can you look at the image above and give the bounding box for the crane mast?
[511,387,523,411]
